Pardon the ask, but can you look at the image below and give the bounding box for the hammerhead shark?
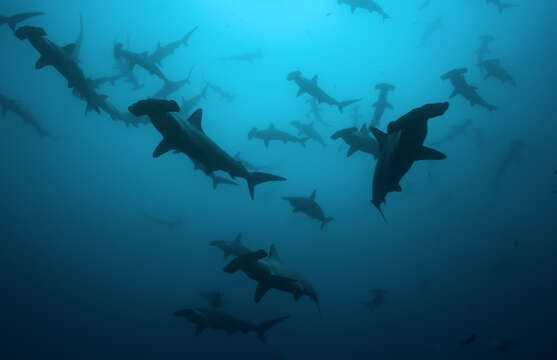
[0,92,55,140]
[0,11,44,31]
[287,71,360,113]
[370,102,449,219]
[128,99,286,199]
[224,246,320,312]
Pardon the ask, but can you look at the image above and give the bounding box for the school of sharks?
[2,0,556,359]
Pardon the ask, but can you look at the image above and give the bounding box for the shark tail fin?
[255,316,290,344]
[321,217,334,230]
[337,98,361,113]
[223,249,267,274]
[246,172,286,200]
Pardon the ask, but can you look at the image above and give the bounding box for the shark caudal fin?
[321,217,334,230]
[337,98,361,113]
[255,316,290,344]
[128,99,180,117]
[246,172,286,200]
[223,249,267,274]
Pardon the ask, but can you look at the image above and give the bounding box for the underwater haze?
[2,0,557,358]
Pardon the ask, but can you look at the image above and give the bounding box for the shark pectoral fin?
[449,89,458,98]
[292,208,299,213]
[346,146,357,157]
[195,325,206,336]
[264,139,269,148]
[312,75,318,84]
[35,55,50,69]
[415,146,446,161]
[255,283,271,303]
[153,139,173,158]
[386,102,393,109]
[296,88,306,97]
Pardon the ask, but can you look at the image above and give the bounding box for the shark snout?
[286,70,301,81]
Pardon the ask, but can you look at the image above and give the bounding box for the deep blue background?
[1,0,557,358]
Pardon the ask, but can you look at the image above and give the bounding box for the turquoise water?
[1,1,556,358]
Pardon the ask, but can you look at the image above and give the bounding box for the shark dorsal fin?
[269,123,275,129]
[312,75,318,84]
[269,244,280,261]
[309,190,316,201]
[234,233,242,244]
[359,124,368,133]
[188,109,203,132]
[62,43,77,54]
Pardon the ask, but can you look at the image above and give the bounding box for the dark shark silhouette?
[206,82,235,102]
[282,190,334,230]
[337,0,390,21]
[174,306,288,343]
[128,99,286,199]
[15,26,108,115]
[114,55,143,90]
[287,71,360,113]
[180,83,209,117]
[419,16,442,47]
[291,120,326,146]
[153,66,194,99]
[480,59,516,87]
[441,68,496,111]
[0,92,55,139]
[248,123,309,148]
[331,125,379,158]
[486,0,519,14]
[149,26,197,66]
[306,98,328,127]
[210,233,251,259]
[0,11,44,31]
[370,102,449,219]
[224,246,320,311]
[372,83,395,126]
[114,42,167,81]
[476,35,494,67]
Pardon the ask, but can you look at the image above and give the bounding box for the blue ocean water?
[1,0,557,358]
